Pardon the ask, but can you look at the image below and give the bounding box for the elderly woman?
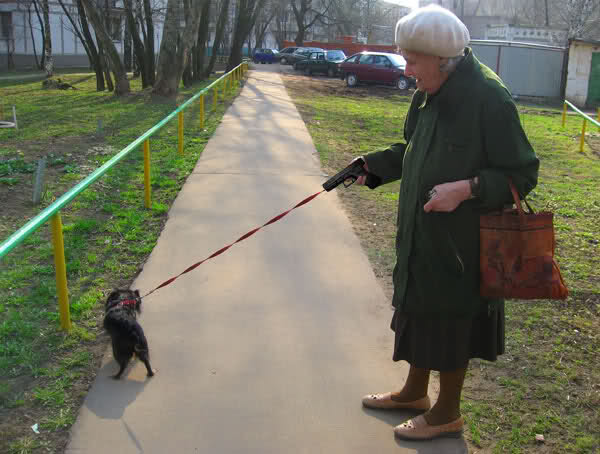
[356,5,539,441]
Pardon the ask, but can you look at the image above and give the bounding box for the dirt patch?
[0,136,112,236]
[279,68,413,101]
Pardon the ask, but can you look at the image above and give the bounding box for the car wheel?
[346,73,358,87]
[305,67,311,76]
[293,63,298,70]
[280,57,288,65]
[396,77,409,90]
[327,67,335,77]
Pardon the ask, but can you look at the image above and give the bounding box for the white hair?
[440,54,464,73]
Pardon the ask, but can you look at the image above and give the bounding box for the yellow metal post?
[579,119,587,153]
[213,87,217,111]
[51,213,71,332]
[562,102,567,127]
[143,139,151,208]
[222,80,226,101]
[178,111,184,155]
[199,95,205,129]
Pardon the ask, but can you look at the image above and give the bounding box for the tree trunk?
[124,0,148,87]
[124,22,132,71]
[32,0,45,70]
[228,29,245,71]
[76,0,105,91]
[153,0,206,95]
[227,0,267,71]
[42,0,53,77]
[143,0,155,85]
[153,0,181,96]
[81,0,130,95]
[174,0,205,84]
[98,44,114,91]
[204,0,230,77]
[292,0,327,46]
[193,0,211,81]
[27,4,40,69]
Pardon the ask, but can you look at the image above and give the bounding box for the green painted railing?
[562,100,600,153]
[0,62,249,331]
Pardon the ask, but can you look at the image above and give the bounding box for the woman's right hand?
[351,156,369,185]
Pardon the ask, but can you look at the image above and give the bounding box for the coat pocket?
[445,139,468,153]
[421,212,465,277]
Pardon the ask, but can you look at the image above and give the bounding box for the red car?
[340,52,415,90]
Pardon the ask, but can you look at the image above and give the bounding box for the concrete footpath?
[65,64,467,454]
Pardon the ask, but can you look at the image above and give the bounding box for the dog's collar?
[120,299,137,306]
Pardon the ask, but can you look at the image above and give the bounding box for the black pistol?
[322,158,381,191]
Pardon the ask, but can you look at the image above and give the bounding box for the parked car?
[253,48,279,64]
[294,50,347,77]
[339,52,415,90]
[277,47,301,65]
[284,47,324,65]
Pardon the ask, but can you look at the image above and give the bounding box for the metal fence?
[471,39,566,99]
[0,62,248,331]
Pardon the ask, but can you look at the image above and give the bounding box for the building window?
[1,12,12,39]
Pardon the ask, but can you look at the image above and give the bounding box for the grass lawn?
[281,74,600,453]
[0,68,240,453]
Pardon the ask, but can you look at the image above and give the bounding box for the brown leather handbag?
[479,180,568,300]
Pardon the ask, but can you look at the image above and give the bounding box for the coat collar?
[418,47,475,110]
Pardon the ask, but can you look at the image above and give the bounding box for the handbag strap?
[507,178,535,217]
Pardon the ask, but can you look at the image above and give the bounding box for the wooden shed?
[566,39,600,108]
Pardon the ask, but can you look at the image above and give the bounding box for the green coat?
[364,48,540,318]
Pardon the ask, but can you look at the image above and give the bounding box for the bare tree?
[272,1,291,48]
[153,0,205,97]
[291,0,333,45]
[30,0,46,69]
[55,0,107,90]
[252,4,276,53]
[23,1,41,69]
[358,0,394,43]
[41,0,53,76]
[124,0,150,87]
[81,0,130,94]
[142,0,156,86]
[189,0,211,82]
[228,0,268,70]
[204,0,231,77]
[329,0,361,37]
[552,0,600,39]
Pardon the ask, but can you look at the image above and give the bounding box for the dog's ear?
[106,289,120,303]
[133,289,142,313]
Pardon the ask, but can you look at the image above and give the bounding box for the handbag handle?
[507,178,534,219]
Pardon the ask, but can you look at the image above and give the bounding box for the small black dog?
[103,289,154,379]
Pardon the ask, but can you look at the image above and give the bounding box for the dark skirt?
[390,303,505,372]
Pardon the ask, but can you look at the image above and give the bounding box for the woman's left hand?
[423,180,471,213]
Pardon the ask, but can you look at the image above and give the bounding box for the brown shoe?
[362,393,431,411]
[393,414,464,441]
